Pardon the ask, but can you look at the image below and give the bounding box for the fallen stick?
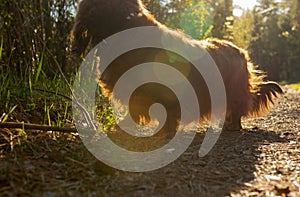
[0,122,78,134]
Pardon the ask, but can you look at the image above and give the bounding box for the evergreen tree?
[210,0,234,40]
[232,10,255,50]
[250,0,300,81]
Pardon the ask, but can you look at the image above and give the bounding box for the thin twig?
[0,122,77,134]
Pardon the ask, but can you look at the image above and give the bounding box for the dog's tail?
[249,75,283,116]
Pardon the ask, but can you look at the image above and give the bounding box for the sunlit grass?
[0,56,114,133]
[0,69,73,126]
[0,52,73,127]
[289,83,300,90]
[280,80,300,90]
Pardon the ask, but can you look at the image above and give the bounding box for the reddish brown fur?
[71,0,283,131]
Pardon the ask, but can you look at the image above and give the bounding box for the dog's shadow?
[105,128,289,196]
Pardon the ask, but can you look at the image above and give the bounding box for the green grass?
[0,54,73,127]
[0,60,114,133]
[279,81,300,90]
[0,34,74,127]
[0,67,73,127]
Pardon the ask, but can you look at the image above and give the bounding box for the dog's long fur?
[71,0,283,131]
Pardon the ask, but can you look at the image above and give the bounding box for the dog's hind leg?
[223,112,242,131]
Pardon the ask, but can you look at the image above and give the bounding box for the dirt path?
[0,86,299,196]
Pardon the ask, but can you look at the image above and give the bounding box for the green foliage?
[0,36,3,61]
[0,63,73,126]
[1,105,17,123]
[179,0,213,39]
[145,0,238,39]
[0,0,76,77]
[143,0,169,23]
[35,54,44,83]
[232,10,255,49]
[210,0,234,40]
[97,104,117,133]
[249,0,300,82]
[0,0,77,128]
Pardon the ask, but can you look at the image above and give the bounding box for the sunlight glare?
[233,0,257,16]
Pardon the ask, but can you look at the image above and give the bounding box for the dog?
[71,0,283,136]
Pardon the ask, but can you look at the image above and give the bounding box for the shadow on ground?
[101,129,289,197]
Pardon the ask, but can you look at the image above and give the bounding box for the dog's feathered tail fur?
[250,81,283,117]
[243,56,283,117]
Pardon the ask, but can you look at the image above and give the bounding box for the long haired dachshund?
[71,0,283,135]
